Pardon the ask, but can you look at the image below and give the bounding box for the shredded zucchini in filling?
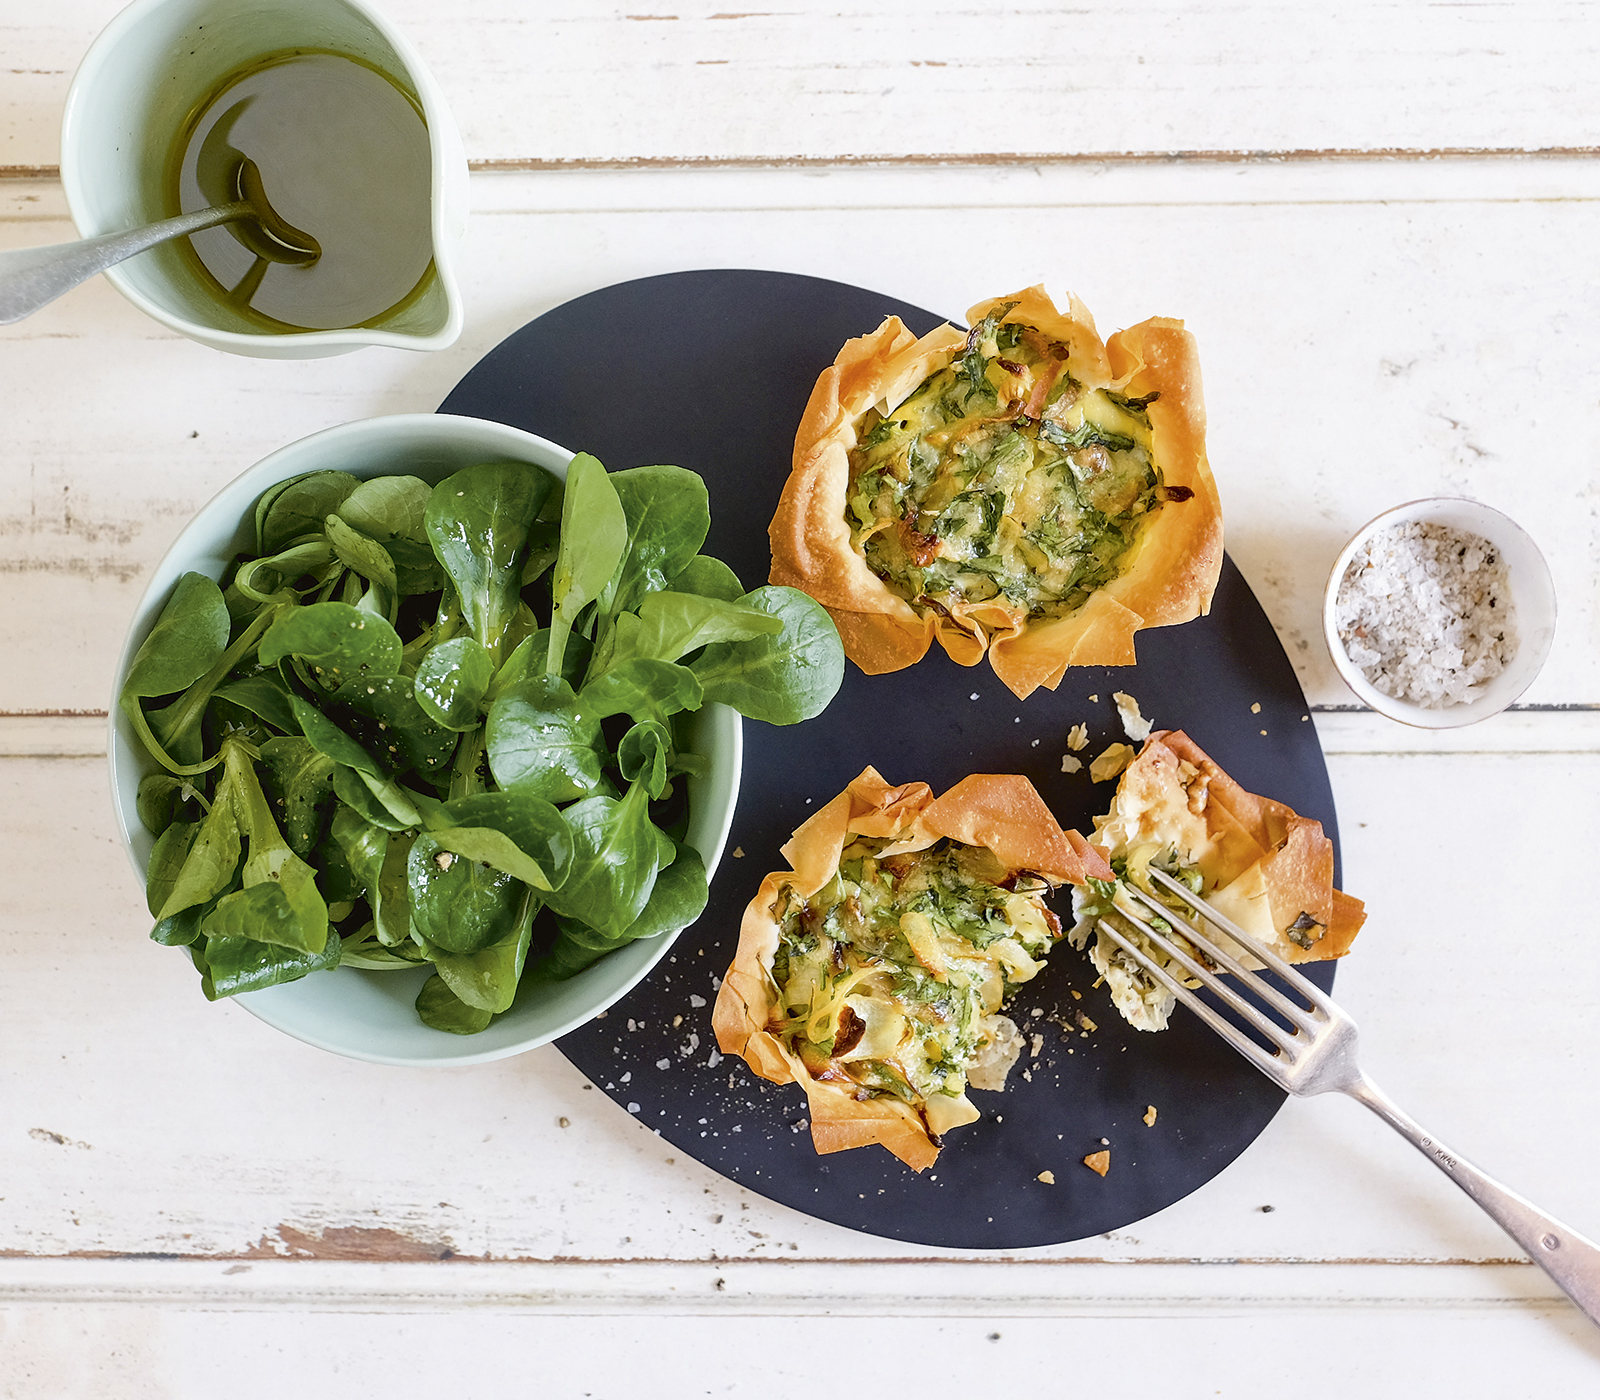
[846,302,1174,619]
[1067,843,1209,1032]
[770,837,1063,1125]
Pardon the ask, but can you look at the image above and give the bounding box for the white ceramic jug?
[60,0,468,358]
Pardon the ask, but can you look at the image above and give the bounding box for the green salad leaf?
[485,675,605,802]
[547,453,628,677]
[426,462,555,665]
[689,585,847,724]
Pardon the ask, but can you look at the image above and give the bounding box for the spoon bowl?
[208,139,321,267]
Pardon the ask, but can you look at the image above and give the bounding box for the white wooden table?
[4,2,1600,1393]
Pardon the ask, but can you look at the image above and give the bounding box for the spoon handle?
[0,202,250,325]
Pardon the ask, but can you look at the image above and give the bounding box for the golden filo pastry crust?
[1123,729,1365,957]
[770,286,1224,700]
[1074,729,1366,1031]
[713,766,1111,1172]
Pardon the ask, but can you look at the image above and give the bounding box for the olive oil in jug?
[172,50,434,332]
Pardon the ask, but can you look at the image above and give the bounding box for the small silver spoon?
[0,157,320,326]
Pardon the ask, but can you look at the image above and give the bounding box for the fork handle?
[1347,1075,1600,1325]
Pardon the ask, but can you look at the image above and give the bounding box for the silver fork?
[1096,867,1600,1326]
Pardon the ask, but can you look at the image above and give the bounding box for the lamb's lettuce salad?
[123,454,844,1033]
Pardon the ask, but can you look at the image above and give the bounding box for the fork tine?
[1119,882,1323,1036]
[1095,920,1288,1082]
[1108,902,1302,1057]
[1144,867,1336,1015]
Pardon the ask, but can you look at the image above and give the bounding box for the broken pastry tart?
[770,285,1224,700]
[1069,730,1367,1032]
[713,766,1110,1171]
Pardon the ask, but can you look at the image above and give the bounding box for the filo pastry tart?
[1069,730,1367,1032]
[713,766,1111,1172]
[770,285,1224,700]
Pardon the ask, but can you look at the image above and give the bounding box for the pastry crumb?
[1250,702,1262,714]
[1066,722,1089,752]
[1060,754,1083,774]
[1036,1170,1056,1184]
[1088,694,1099,703]
[732,847,744,858]
[1089,743,1136,783]
[1083,1150,1111,1177]
[1112,691,1152,742]
[1143,1105,1158,1127]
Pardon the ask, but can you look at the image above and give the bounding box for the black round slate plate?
[439,269,1341,1249]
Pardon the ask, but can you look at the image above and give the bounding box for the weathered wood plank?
[1,1269,1598,1398]
[3,160,1598,714]
[14,708,1600,762]
[23,706,1600,764]
[1,750,1593,1265]
[0,1256,1574,1312]
[6,2,1600,171]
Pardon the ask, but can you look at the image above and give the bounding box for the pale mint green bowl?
[108,415,742,1066]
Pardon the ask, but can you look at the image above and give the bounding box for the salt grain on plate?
[1336,521,1517,708]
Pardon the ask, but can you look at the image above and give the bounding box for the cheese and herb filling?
[1069,840,1215,1034]
[770,836,1062,1135]
[847,301,1186,623]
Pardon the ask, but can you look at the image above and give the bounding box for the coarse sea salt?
[1335,520,1517,708]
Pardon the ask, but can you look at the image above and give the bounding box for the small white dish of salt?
[1322,498,1555,728]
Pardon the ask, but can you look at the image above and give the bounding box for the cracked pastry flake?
[1089,743,1136,782]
